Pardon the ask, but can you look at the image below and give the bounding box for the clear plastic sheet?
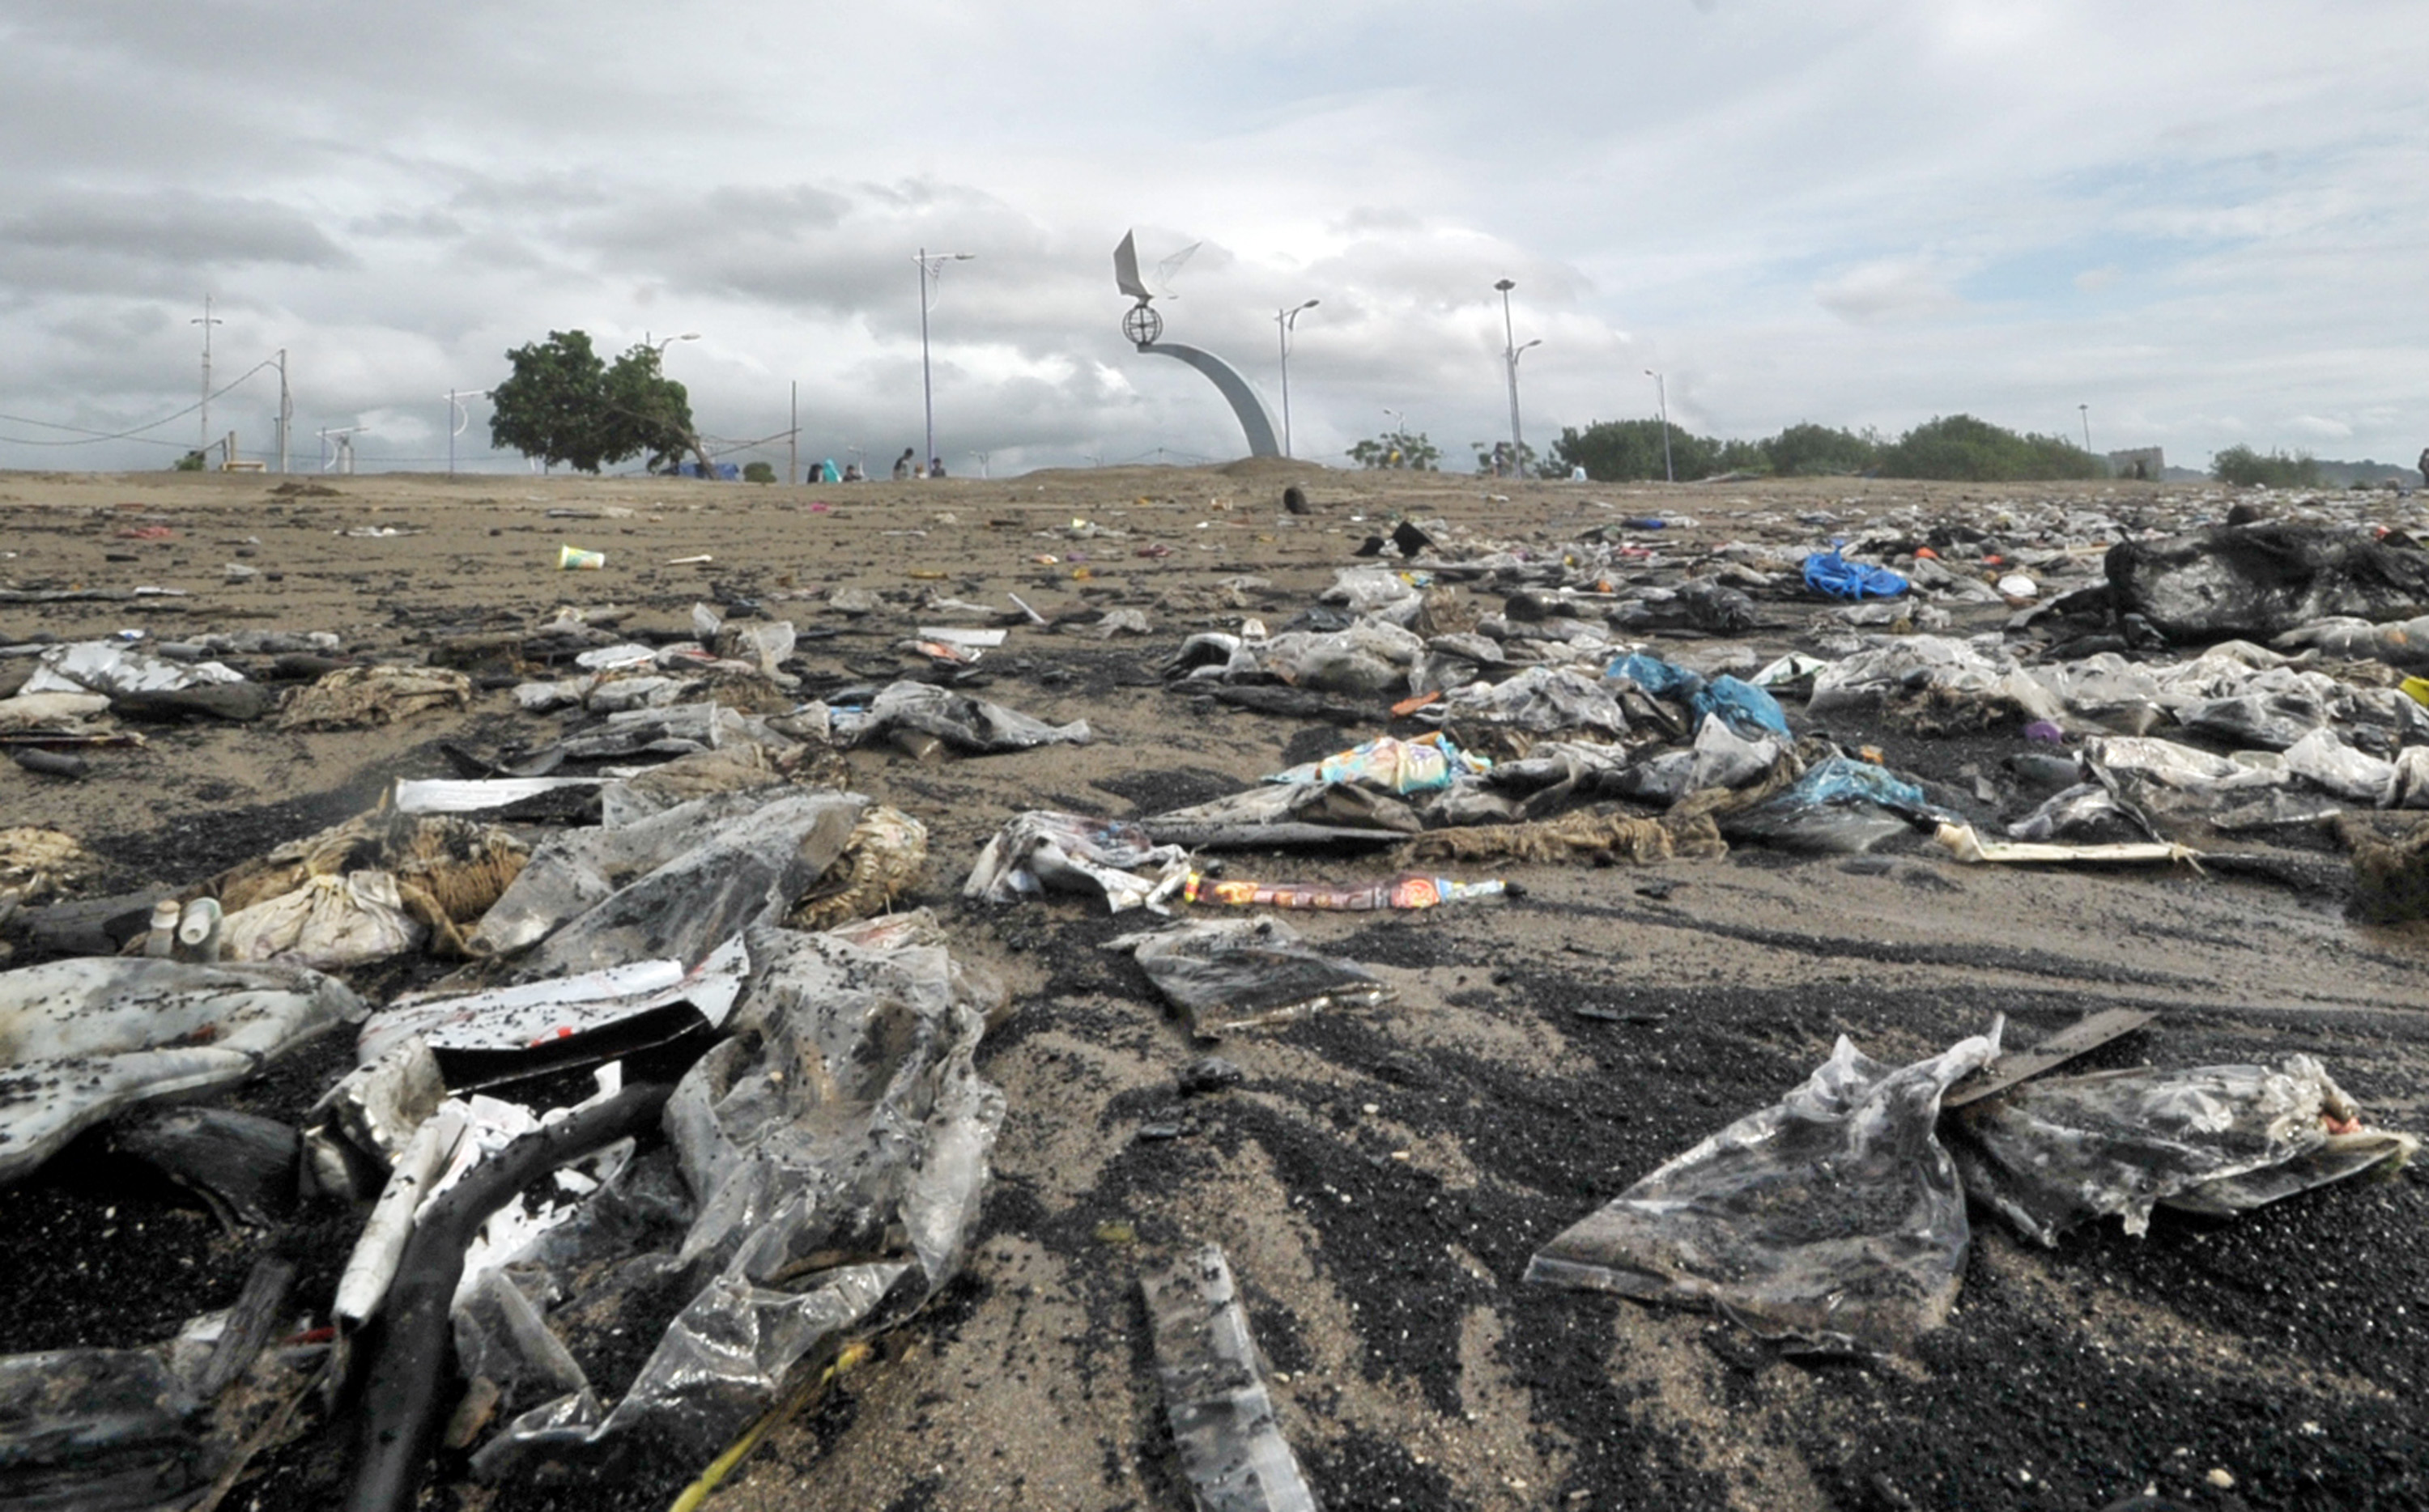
[467,912,1006,1475]
[1141,1245,1321,1512]
[1950,1055,2420,1245]
[1526,1026,2000,1354]
[1117,917,1395,1038]
[466,790,864,970]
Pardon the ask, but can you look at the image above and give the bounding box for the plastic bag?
[1721,757,1941,854]
[1440,665,1627,737]
[1117,917,1395,1037]
[1950,1055,2418,1246]
[851,679,1090,752]
[470,914,1006,1474]
[467,789,866,972]
[1255,622,1425,697]
[1525,1025,2000,1354]
[963,811,1191,913]
[1802,549,1908,601]
[219,870,426,970]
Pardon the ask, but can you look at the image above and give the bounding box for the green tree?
[1346,429,1440,470]
[1555,418,1724,482]
[2211,444,2320,487]
[489,330,710,474]
[742,461,776,483]
[1763,422,1881,477]
[1878,414,2101,482]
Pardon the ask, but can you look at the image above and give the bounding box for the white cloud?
[4,0,2429,473]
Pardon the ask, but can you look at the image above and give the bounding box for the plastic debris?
[2107,523,2429,642]
[0,957,363,1184]
[1527,1024,2001,1354]
[1264,733,1488,794]
[1950,1055,2419,1245]
[1802,548,1908,601]
[964,810,1191,913]
[1141,1245,1322,1512]
[1183,870,1509,911]
[462,914,1006,1476]
[843,679,1091,754]
[1117,916,1394,1038]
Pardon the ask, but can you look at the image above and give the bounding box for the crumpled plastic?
[20,641,247,698]
[1115,916,1395,1038]
[963,811,1191,913]
[1439,665,1628,737]
[1808,636,2065,727]
[1721,756,1942,853]
[219,869,427,970]
[1145,782,1424,839]
[275,665,473,732]
[1802,549,1908,601]
[2108,523,2429,642]
[1607,652,1790,740]
[847,680,1091,753]
[467,789,866,972]
[465,912,1006,1476]
[1265,734,1488,794]
[0,957,363,1183]
[1950,1055,2419,1246]
[1526,1025,2001,1353]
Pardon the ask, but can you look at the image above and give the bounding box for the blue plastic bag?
[1696,675,1790,739]
[1802,549,1908,601]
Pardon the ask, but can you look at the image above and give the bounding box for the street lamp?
[647,330,700,355]
[2078,402,2092,454]
[1645,369,1674,483]
[1493,279,1539,478]
[1274,299,1319,458]
[915,249,976,475]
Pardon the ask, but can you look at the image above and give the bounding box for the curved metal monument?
[1113,231,1279,458]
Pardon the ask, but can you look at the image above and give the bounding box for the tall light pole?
[275,348,291,474]
[1493,279,1538,478]
[1646,369,1674,483]
[1274,299,1319,458]
[915,249,975,474]
[649,331,700,355]
[2078,402,2092,454]
[192,295,222,458]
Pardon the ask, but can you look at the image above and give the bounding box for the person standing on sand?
[893,448,917,480]
[929,457,947,478]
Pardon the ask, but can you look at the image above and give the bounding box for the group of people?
[801,449,947,484]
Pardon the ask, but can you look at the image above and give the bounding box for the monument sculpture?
[1113,230,1280,458]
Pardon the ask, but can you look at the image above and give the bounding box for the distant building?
[2107,447,2163,481]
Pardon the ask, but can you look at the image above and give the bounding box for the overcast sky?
[3,0,2424,479]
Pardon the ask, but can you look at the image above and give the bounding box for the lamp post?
[2078,402,2092,454]
[1274,299,1319,458]
[192,295,222,458]
[1646,369,1674,483]
[915,249,975,474]
[648,331,700,355]
[1492,279,1538,478]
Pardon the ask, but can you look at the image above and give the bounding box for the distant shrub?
[1879,414,2103,482]
[742,461,776,484]
[2211,445,2320,488]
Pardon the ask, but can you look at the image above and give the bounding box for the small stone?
[2206,1468,2235,1490]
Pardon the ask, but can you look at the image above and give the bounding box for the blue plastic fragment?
[1802,549,1908,601]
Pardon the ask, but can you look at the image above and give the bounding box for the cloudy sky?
[3,0,2424,478]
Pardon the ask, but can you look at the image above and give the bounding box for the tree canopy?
[488,330,710,474]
